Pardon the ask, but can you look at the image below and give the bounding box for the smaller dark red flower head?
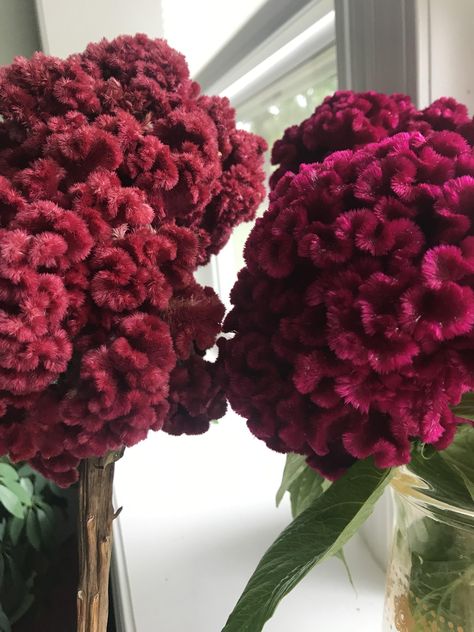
[222,127,474,480]
[270,90,471,189]
[0,35,266,485]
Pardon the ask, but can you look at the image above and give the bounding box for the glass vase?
[383,466,474,632]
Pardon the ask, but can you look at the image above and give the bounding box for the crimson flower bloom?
[222,125,474,479]
[0,34,266,485]
[270,90,470,189]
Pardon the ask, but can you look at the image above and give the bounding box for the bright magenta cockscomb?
[0,34,266,485]
[222,127,474,479]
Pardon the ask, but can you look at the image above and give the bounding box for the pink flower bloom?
[0,35,266,484]
[222,123,474,479]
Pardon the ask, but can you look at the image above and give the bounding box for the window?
[197,2,338,306]
[223,47,337,294]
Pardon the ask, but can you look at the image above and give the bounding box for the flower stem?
[76,451,122,632]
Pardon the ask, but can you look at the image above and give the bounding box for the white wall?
[161,0,268,76]
[0,0,41,64]
[428,0,474,113]
[36,0,163,57]
[35,0,268,78]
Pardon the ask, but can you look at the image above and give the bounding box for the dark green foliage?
[0,459,76,631]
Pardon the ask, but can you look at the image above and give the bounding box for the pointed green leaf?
[289,466,326,518]
[32,473,46,495]
[35,506,54,543]
[35,500,55,524]
[275,454,307,507]
[409,447,473,512]
[16,464,34,479]
[8,516,24,547]
[2,480,31,507]
[19,477,33,498]
[439,425,474,502]
[221,459,393,632]
[335,549,355,590]
[451,392,474,421]
[444,461,474,502]
[26,510,41,551]
[6,554,23,592]
[0,464,19,482]
[0,486,24,519]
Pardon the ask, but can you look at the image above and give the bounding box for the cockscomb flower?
[0,34,266,485]
[222,129,474,480]
[270,90,471,189]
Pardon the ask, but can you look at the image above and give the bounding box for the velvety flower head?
[222,128,474,480]
[0,34,266,263]
[0,35,265,485]
[270,90,471,189]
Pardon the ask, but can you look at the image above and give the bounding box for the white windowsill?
[113,410,385,631]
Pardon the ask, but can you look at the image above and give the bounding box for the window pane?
[162,0,268,76]
[218,47,338,294]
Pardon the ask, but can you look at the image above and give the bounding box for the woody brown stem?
[76,450,123,632]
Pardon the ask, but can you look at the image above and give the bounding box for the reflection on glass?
[227,46,338,277]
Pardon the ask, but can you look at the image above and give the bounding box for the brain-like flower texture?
[222,125,474,479]
[0,34,266,485]
[270,90,471,189]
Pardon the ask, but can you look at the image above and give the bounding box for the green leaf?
[452,391,474,421]
[289,466,326,518]
[35,506,54,543]
[19,477,33,498]
[47,480,63,496]
[275,454,307,507]
[32,473,46,495]
[8,517,24,547]
[1,480,31,507]
[15,464,34,479]
[275,455,328,516]
[278,459,352,584]
[35,500,55,524]
[0,464,19,482]
[444,461,474,502]
[335,549,355,591]
[0,486,24,519]
[26,510,41,551]
[406,516,474,628]
[409,448,473,513]
[221,459,393,632]
[6,554,24,592]
[439,425,474,502]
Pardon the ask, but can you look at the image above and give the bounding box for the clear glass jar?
[383,467,474,632]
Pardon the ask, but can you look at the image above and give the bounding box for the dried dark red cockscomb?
[222,128,474,480]
[0,34,266,485]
